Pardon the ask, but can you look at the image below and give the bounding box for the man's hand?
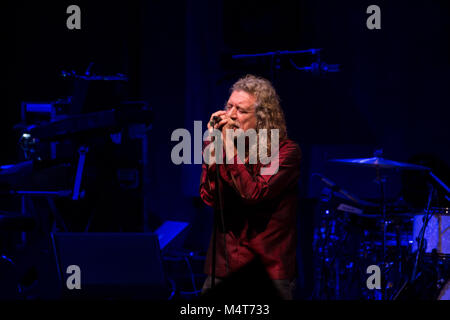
[205,110,227,166]
[206,110,239,165]
[220,116,240,163]
[207,110,227,132]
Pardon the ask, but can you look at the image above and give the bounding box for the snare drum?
[412,207,450,254]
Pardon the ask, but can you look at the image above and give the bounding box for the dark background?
[3,0,449,299]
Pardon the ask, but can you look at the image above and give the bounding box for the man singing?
[199,74,301,300]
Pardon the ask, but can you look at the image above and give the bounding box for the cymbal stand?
[375,165,387,300]
[411,186,434,282]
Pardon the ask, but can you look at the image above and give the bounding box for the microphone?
[209,116,222,128]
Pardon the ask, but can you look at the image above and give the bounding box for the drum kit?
[312,151,450,300]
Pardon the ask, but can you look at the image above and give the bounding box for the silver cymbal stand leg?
[411,186,434,282]
[375,165,387,300]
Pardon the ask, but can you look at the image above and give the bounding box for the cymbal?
[328,157,430,170]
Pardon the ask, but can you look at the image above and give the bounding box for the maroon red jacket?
[199,139,301,280]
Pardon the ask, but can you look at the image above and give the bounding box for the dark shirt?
[200,138,301,279]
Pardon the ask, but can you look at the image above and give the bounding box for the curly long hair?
[231,75,288,159]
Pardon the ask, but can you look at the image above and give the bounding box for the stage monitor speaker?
[154,220,189,250]
[51,232,169,299]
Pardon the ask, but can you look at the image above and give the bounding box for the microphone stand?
[210,134,229,290]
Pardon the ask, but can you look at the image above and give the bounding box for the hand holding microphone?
[208,109,240,132]
[206,110,239,166]
[208,110,228,132]
[210,116,221,127]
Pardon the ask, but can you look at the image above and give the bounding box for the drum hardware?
[318,151,450,299]
[411,186,435,281]
[328,149,432,299]
[313,180,385,300]
[313,173,378,207]
[392,180,448,300]
[313,186,444,300]
[393,187,433,300]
